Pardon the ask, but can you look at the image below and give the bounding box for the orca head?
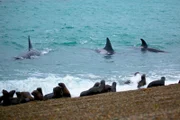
[103,37,114,54]
[140,39,148,48]
[28,36,33,51]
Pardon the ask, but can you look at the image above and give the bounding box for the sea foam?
[0,73,178,97]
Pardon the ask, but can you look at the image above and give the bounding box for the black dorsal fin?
[28,36,32,51]
[140,39,148,48]
[104,37,114,52]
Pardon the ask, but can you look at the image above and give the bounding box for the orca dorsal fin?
[140,39,148,48]
[28,36,33,51]
[104,37,114,52]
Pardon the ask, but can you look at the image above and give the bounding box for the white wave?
[41,48,52,55]
[0,73,179,97]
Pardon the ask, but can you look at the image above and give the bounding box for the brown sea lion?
[22,92,34,101]
[2,90,15,106]
[0,96,3,104]
[58,83,71,98]
[93,82,100,87]
[10,97,20,105]
[9,90,15,98]
[104,82,117,92]
[16,92,34,103]
[31,89,43,101]
[53,86,63,98]
[43,93,54,100]
[111,82,117,92]
[147,77,165,88]
[80,80,106,97]
[137,74,146,88]
[37,87,43,96]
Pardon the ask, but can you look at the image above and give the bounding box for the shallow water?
[0,0,180,97]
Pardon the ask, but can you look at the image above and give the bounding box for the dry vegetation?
[0,84,180,120]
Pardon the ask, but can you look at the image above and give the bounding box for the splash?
[0,73,178,97]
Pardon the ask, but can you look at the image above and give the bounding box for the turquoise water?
[0,0,180,97]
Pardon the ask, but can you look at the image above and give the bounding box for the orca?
[140,39,165,53]
[14,36,41,60]
[96,37,114,55]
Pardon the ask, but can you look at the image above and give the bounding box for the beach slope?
[0,84,180,120]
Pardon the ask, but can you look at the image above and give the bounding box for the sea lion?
[178,80,180,84]
[104,82,117,92]
[80,80,106,97]
[0,96,3,104]
[111,82,117,92]
[37,87,43,96]
[16,92,34,103]
[10,97,20,105]
[104,84,111,92]
[137,74,146,88]
[93,82,100,87]
[2,90,15,106]
[147,77,166,88]
[58,83,71,98]
[53,86,63,98]
[31,89,43,101]
[43,93,54,100]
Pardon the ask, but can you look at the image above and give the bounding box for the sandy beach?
[0,84,180,120]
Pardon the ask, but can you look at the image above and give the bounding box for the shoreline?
[0,84,180,120]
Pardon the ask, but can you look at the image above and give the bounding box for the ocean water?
[0,0,180,97]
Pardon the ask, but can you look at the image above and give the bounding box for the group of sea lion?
[1,77,179,106]
[129,72,180,89]
[0,82,71,106]
[80,80,117,97]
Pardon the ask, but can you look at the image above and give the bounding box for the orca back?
[28,36,33,51]
[103,37,114,53]
[140,39,148,48]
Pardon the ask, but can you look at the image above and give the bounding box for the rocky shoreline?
[0,84,180,120]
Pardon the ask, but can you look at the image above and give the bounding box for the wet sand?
[0,84,180,120]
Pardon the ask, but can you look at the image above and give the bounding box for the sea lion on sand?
[58,83,71,97]
[31,88,43,101]
[2,90,11,106]
[9,90,15,98]
[43,93,54,100]
[137,74,146,88]
[37,87,43,96]
[104,82,117,92]
[80,80,106,97]
[16,92,34,103]
[53,86,63,98]
[147,77,166,88]
[43,86,63,100]
[93,82,100,87]
[0,96,3,104]
[1,90,16,106]
[10,97,20,105]
[111,82,117,92]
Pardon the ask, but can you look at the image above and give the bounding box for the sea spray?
[0,73,178,97]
